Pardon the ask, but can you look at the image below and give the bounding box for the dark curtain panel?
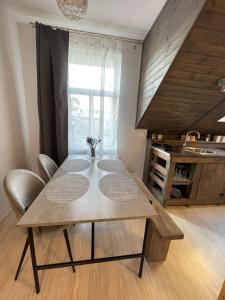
[36,22,69,165]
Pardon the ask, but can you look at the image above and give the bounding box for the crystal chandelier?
[56,0,88,21]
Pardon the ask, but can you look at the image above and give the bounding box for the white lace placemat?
[45,174,89,203]
[97,159,126,173]
[99,173,141,202]
[62,159,91,172]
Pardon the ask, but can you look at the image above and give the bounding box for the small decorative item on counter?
[152,133,156,140]
[205,134,211,142]
[157,134,163,140]
[214,135,222,142]
[86,136,102,157]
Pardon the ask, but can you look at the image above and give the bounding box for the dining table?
[17,155,157,294]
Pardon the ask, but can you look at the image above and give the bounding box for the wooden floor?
[0,205,225,299]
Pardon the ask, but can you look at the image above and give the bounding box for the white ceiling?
[5,0,167,40]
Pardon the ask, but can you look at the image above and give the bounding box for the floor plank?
[0,205,225,299]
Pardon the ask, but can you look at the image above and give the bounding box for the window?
[68,35,122,155]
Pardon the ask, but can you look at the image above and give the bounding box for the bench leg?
[138,218,150,277]
[145,221,171,263]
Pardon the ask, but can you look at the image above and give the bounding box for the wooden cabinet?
[196,164,225,202]
[147,144,225,206]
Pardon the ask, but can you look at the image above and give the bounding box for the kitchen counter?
[148,145,225,206]
[151,146,225,163]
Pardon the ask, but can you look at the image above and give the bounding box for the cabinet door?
[196,164,225,201]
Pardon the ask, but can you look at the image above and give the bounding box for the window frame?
[68,87,117,154]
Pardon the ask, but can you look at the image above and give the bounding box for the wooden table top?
[17,156,156,228]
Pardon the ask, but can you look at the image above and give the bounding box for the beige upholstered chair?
[38,154,58,183]
[4,169,45,220]
[3,169,75,280]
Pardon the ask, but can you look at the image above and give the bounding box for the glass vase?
[90,146,96,157]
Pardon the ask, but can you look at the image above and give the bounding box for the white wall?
[18,23,40,174]
[0,5,30,221]
[118,42,147,177]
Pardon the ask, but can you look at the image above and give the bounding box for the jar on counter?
[205,134,211,142]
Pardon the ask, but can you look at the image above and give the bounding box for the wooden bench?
[134,176,184,262]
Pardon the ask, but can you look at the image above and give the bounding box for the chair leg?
[15,237,29,280]
[63,229,75,273]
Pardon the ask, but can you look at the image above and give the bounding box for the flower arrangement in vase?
[86,136,102,157]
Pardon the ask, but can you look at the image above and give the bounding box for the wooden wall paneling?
[136,0,206,125]
[187,98,225,134]
[136,0,225,135]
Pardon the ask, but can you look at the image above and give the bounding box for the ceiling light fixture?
[217,78,225,93]
[56,0,88,21]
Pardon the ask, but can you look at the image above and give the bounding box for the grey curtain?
[36,22,69,165]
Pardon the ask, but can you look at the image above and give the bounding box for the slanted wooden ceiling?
[136,0,225,135]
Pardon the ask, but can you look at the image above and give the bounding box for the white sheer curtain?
[68,33,122,156]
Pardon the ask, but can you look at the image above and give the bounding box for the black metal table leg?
[63,229,75,273]
[28,227,40,294]
[15,237,29,280]
[91,223,95,260]
[138,218,150,278]
[22,219,149,294]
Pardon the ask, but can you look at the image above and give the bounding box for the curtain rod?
[30,22,143,45]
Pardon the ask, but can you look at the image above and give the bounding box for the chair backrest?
[3,169,45,220]
[38,154,58,183]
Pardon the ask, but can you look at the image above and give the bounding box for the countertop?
[151,146,225,162]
